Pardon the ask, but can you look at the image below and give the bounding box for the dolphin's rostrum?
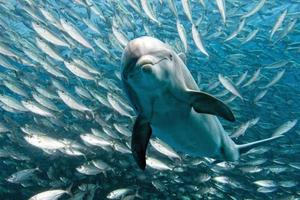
[121,36,283,170]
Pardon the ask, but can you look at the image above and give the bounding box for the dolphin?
[121,36,283,170]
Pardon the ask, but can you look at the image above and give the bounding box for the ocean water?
[0,0,299,199]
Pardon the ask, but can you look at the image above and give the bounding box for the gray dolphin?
[121,36,283,170]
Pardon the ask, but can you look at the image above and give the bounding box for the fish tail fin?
[35,166,42,172]
[66,183,73,197]
[237,135,284,155]
[134,187,143,199]
[82,154,88,161]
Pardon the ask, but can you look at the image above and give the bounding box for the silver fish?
[107,188,133,199]
[272,119,298,137]
[60,18,94,50]
[32,22,69,47]
[146,157,172,171]
[176,20,188,53]
[260,69,285,88]
[242,68,261,88]
[150,137,181,160]
[225,19,245,42]
[216,0,226,24]
[192,24,209,57]
[21,100,55,117]
[241,0,267,19]
[270,9,288,39]
[181,0,193,23]
[140,0,160,24]
[29,189,71,200]
[57,90,91,112]
[218,74,243,100]
[241,29,259,45]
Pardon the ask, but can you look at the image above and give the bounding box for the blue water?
[0,0,299,199]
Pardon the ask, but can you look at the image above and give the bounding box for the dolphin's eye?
[169,54,173,61]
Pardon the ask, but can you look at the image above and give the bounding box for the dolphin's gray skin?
[121,36,283,170]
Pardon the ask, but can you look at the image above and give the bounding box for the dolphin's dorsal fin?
[188,90,235,122]
[178,52,186,64]
[131,115,152,170]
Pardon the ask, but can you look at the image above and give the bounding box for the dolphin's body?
[121,36,283,170]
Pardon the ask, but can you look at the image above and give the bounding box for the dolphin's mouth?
[137,57,167,67]
[136,57,155,67]
[127,57,167,78]
[140,57,167,74]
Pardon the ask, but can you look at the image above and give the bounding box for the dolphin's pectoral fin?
[131,115,152,170]
[123,81,141,113]
[188,90,235,122]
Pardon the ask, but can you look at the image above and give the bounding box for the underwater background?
[0,0,299,199]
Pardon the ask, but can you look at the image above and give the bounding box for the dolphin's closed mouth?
[141,64,152,73]
[127,57,168,77]
[136,57,154,67]
[137,56,167,68]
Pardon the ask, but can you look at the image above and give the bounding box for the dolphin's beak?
[136,56,155,66]
[141,64,152,73]
[136,57,155,74]
[137,56,167,68]
[127,55,167,79]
